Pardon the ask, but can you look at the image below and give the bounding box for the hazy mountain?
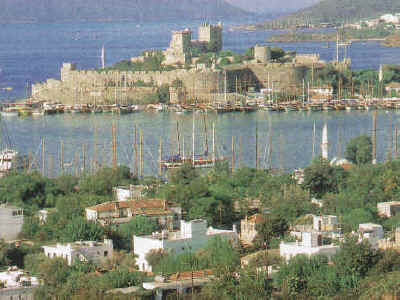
[226,0,320,14]
[0,0,251,23]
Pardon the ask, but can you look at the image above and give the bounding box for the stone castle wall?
[32,62,315,104]
[32,66,224,104]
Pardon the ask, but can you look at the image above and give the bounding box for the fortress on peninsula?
[31,22,346,105]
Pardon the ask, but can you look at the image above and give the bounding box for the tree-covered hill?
[289,0,400,24]
[259,0,400,27]
[0,0,251,24]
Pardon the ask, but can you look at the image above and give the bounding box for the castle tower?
[321,123,328,160]
[170,29,192,54]
[61,63,77,82]
[198,22,223,52]
[254,45,272,63]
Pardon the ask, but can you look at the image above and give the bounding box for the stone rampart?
[33,67,223,104]
[32,62,317,104]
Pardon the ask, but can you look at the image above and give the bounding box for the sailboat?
[0,117,24,177]
[159,117,225,169]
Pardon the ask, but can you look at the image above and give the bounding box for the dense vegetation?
[1,135,400,298]
[102,51,175,73]
[300,64,400,98]
[258,0,400,28]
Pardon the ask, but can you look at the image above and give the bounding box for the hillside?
[226,0,319,14]
[0,0,251,23]
[276,0,400,24]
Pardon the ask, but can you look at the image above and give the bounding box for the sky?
[227,0,320,13]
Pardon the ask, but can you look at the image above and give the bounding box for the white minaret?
[321,123,328,160]
[101,45,105,69]
[379,64,383,82]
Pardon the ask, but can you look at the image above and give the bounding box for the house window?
[104,251,108,257]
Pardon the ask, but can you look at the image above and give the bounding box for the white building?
[358,223,384,249]
[313,215,338,232]
[134,219,238,272]
[380,14,400,24]
[0,204,24,241]
[113,185,147,201]
[280,232,339,262]
[42,239,113,266]
[377,201,400,218]
[0,267,40,300]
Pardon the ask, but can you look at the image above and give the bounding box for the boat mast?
[192,116,195,167]
[312,121,316,159]
[182,135,186,161]
[112,123,117,169]
[321,123,328,160]
[255,124,259,170]
[61,140,65,174]
[176,122,181,156]
[134,125,138,177]
[203,114,208,155]
[395,125,398,159]
[101,45,105,69]
[372,111,377,164]
[139,129,143,178]
[231,136,235,173]
[159,137,163,177]
[212,122,216,165]
[224,70,227,103]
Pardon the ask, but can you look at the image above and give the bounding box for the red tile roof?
[86,199,174,216]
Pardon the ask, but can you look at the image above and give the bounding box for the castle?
[163,22,223,65]
[31,22,338,106]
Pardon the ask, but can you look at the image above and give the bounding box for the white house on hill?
[42,239,113,266]
[0,204,24,241]
[134,219,238,272]
[280,232,339,262]
[358,223,384,249]
[0,267,40,300]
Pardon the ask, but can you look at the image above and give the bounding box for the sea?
[0,20,399,176]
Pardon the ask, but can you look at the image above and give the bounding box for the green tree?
[276,255,331,298]
[270,47,285,60]
[303,157,346,198]
[79,166,136,196]
[254,214,289,249]
[218,57,231,66]
[157,84,170,103]
[345,135,373,165]
[333,237,381,290]
[60,217,104,243]
[115,216,159,250]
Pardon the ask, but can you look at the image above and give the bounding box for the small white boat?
[1,110,18,117]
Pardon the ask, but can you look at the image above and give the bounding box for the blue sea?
[0,20,399,176]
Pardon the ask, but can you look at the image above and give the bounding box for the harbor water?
[1,110,398,176]
[0,20,400,175]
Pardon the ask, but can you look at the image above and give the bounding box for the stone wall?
[32,66,223,104]
[32,62,318,104]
